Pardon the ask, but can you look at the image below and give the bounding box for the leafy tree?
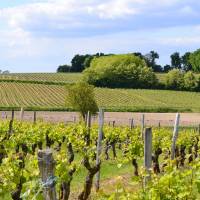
[133,52,144,60]
[183,71,198,91]
[71,54,90,72]
[66,82,98,120]
[189,49,200,72]
[83,54,158,89]
[182,52,192,71]
[170,52,182,69]
[57,65,71,73]
[83,56,94,68]
[165,69,184,90]
[144,51,160,72]
[163,65,172,73]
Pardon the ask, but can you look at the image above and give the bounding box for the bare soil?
[2,111,200,127]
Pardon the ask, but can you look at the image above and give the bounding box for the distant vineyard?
[0,73,82,84]
[0,82,200,112]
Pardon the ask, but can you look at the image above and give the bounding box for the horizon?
[0,0,200,73]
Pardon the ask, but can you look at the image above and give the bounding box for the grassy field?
[0,82,200,112]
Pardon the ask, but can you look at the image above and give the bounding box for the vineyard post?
[130,118,134,129]
[11,109,14,121]
[141,114,145,139]
[171,113,180,160]
[158,121,161,129]
[86,111,91,146]
[144,127,152,185]
[73,116,76,123]
[198,124,200,135]
[8,110,14,135]
[20,107,24,121]
[95,108,104,192]
[38,149,57,200]
[33,111,37,124]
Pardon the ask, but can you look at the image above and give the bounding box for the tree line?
[57,49,200,73]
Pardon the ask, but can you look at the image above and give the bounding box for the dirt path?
[1,111,200,126]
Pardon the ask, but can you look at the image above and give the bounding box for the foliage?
[165,69,184,90]
[189,49,200,72]
[1,120,200,199]
[66,82,98,119]
[170,52,182,69]
[163,65,172,73]
[183,71,198,91]
[182,52,192,71]
[83,54,158,88]
[165,69,199,91]
[57,65,71,73]
[144,51,162,72]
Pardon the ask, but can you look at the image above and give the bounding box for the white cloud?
[0,0,186,32]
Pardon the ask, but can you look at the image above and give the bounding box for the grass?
[0,82,200,112]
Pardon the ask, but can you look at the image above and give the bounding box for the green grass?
[0,82,200,112]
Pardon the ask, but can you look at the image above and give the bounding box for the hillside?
[0,81,200,112]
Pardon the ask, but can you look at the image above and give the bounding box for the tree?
[71,54,90,72]
[133,52,144,60]
[189,49,200,72]
[57,65,71,73]
[144,51,160,72]
[183,71,198,91]
[165,69,184,90]
[83,54,158,89]
[66,82,98,120]
[182,52,192,71]
[163,65,172,73]
[170,52,181,69]
[83,56,94,68]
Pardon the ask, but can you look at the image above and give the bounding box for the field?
[0,73,82,84]
[1,120,200,199]
[0,82,200,112]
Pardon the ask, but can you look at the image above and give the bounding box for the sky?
[0,0,200,72]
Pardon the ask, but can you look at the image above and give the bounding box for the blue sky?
[0,0,200,72]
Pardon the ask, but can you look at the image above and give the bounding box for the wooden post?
[38,149,57,200]
[8,110,14,136]
[33,111,37,124]
[86,111,91,146]
[158,121,161,129]
[11,110,14,121]
[95,108,104,192]
[141,114,145,138]
[112,120,115,127]
[20,107,24,121]
[130,118,134,129]
[198,124,200,135]
[73,116,76,123]
[144,127,152,185]
[171,113,180,160]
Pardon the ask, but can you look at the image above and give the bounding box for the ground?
[3,111,200,127]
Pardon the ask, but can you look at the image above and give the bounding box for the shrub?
[165,69,184,90]
[83,54,158,89]
[66,82,98,120]
[183,71,198,91]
